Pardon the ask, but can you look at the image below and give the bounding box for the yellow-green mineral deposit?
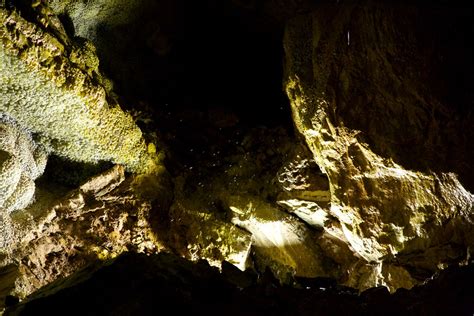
[0,7,156,174]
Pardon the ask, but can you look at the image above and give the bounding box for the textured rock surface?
[227,195,334,281]
[48,0,158,45]
[168,204,252,271]
[47,0,177,100]
[277,144,330,203]
[0,4,170,306]
[167,178,252,270]
[0,5,157,173]
[1,0,474,311]
[163,127,339,282]
[0,166,169,310]
[0,115,47,214]
[283,3,474,290]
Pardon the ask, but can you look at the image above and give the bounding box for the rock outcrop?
[0,2,171,308]
[0,115,47,214]
[1,0,474,311]
[0,4,157,173]
[283,3,474,290]
[0,165,169,310]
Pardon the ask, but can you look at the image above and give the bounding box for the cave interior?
[0,0,473,315]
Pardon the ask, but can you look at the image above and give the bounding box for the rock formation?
[0,165,169,309]
[0,5,157,173]
[0,115,47,214]
[283,2,474,290]
[0,1,168,309]
[0,0,473,313]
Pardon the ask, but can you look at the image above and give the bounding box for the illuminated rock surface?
[0,166,169,309]
[0,116,47,214]
[0,3,168,308]
[283,3,474,290]
[0,0,473,313]
[168,187,252,271]
[0,5,155,172]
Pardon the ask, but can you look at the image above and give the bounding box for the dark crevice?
[94,1,298,174]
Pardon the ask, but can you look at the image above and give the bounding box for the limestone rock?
[277,199,328,229]
[1,0,472,304]
[167,175,253,271]
[47,0,175,98]
[283,3,474,290]
[277,144,330,203]
[226,195,336,281]
[168,200,252,271]
[0,115,47,214]
[0,166,167,308]
[164,127,339,281]
[0,5,157,173]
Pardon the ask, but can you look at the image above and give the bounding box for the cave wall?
[0,0,473,310]
[284,2,474,289]
[0,6,158,173]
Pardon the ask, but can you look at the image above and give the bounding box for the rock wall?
[0,166,167,309]
[0,115,47,214]
[284,2,474,290]
[0,5,157,173]
[0,2,169,308]
[1,1,474,309]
